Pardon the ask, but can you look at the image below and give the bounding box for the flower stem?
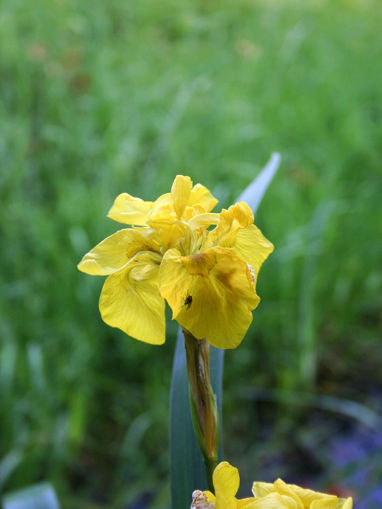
[183,329,219,492]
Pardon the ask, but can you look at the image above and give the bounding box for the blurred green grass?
[1,0,382,506]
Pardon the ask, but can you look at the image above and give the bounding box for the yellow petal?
[311,495,352,509]
[189,183,218,212]
[107,193,153,225]
[272,480,305,509]
[205,202,254,249]
[237,497,262,508]
[77,229,155,276]
[99,254,165,344]
[251,493,298,508]
[145,219,193,253]
[159,247,259,349]
[213,461,240,509]
[277,481,346,509]
[291,486,337,508]
[233,225,274,277]
[252,481,353,509]
[147,193,175,224]
[252,482,275,498]
[188,213,220,231]
[204,491,216,503]
[171,175,192,219]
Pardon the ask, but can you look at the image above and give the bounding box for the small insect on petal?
[184,295,193,309]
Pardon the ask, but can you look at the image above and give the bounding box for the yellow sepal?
[107,193,153,225]
[159,247,259,349]
[99,253,165,344]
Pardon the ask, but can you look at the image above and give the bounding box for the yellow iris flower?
[192,462,353,509]
[78,175,273,349]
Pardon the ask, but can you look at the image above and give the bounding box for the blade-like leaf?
[170,153,281,508]
[2,483,60,509]
[169,329,207,507]
[236,152,281,212]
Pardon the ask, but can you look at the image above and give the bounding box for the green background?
[1,0,381,507]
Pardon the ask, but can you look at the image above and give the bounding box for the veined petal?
[237,498,262,508]
[146,219,193,253]
[172,175,192,219]
[159,246,259,349]
[270,480,304,509]
[286,483,337,508]
[99,254,165,344]
[147,178,218,226]
[213,461,240,509]
[147,193,175,223]
[189,183,218,212]
[233,225,274,277]
[250,493,298,508]
[107,193,153,225]
[311,496,352,509]
[252,483,275,498]
[77,229,157,276]
[205,202,254,249]
[182,204,207,222]
[188,213,220,231]
[252,481,352,509]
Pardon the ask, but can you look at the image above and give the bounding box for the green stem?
[183,329,218,492]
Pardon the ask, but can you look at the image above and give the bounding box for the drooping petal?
[107,193,153,225]
[189,183,218,213]
[213,461,240,509]
[171,175,192,219]
[77,229,158,276]
[99,254,165,344]
[159,247,260,349]
[233,225,274,277]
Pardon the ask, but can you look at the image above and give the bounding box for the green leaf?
[2,483,60,509]
[169,329,207,507]
[236,153,281,212]
[169,153,281,509]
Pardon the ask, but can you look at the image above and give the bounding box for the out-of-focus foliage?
[3,483,60,509]
[0,0,381,507]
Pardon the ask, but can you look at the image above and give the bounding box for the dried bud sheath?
[184,329,219,491]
